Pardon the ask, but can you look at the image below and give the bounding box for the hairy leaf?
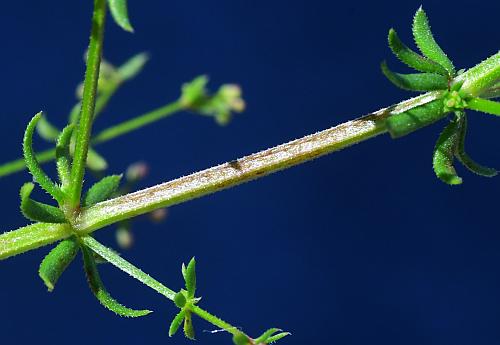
[183,257,196,298]
[455,113,497,177]
[23,113,65,203]
[183,311,196,340]
[433,118,462,185]
[381,61,448,91]
[388,28,448,75]
[412,7,455,76]
[254,328,283,344]
[20,183,66,223]
[55,124,74,187]
[265,332,292,344]
[169,309,186,337]
[83,174,122,207]
[386,98,447,138]
[38,238,79,291]
[82,244,151,317]
[107,0,134,32]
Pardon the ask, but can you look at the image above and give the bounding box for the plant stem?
[0,91,441,259]
[92,101,183,144]
[82,236,245,336]
[0,223,71,260]
[69,0,107,207]
[0,101,184,179]
[76,91,440,233]
[460,51,500,97]
[83,236,176,299]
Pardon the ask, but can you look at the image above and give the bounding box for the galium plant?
[0,2,499,344]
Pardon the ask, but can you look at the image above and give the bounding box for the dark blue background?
[1,1,499,344]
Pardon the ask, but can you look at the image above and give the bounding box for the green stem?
[92,101,183,144]
[189,305,242,336]
[69,0,107,207]
[0,223,72,260]
[82,236,176,299]
[82,236,245,336]
[0,91,440,259]
[459,51,500,97]
[76,91,439,233]
[0,101,184,179]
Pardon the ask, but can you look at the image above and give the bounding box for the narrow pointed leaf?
[169,309,186,337]
[20,183,66,223]
[466,97,500,116]
[23,113,65,203]
[184,257,196,298]
[82,244,151,317]
[107,0,134,32]
[381,61,448,91]
[55,124,74,187]
[83,174,122,207]
[386,98,447,138]
[36,116,60,142]
[86,148,108,171]
[433,118,462,185]
[39,238,79,291]
[388,28,448,75]
[265,332,292,344]
[455,113,497,177]
[254,328,282,343]
[117,52,150,81]
[412,7,455,76]
[183,311,196,340]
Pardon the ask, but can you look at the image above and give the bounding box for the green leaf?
[20,182,66,223]
[55,124,74,187]
[169,309,186,337]
[86,148,108,172]
[432,117,462,185]
[107,0,134,32]
[254,328,283,344]
[387,28,448,75]
[381,61,448,91]
[117,52,149,81]
[466,97,500,116]
[83,174,122,207]
[265,332,292,344]
[183,311,196,340]
[183,257,196,298]
[386,98,448,138]
[36,115,60,142]
[455,112,497,177]
[38,238,79,291]
[23,112,65,203]
[412,7,455,76]
[81,244,151,317]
